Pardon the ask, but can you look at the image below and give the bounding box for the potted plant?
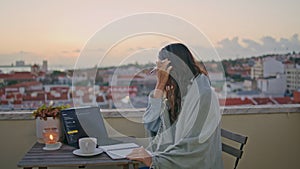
[33,104,70,143]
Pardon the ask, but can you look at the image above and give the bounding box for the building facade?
[251,59,263,79]
[285,65,300,91]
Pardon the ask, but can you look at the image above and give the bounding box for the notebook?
[99,143,140,159]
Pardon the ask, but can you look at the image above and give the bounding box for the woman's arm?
[143,59,172,134]
[143,94,163,134]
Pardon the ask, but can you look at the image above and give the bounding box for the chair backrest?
[221,129,248,169]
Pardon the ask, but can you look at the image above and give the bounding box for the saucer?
[73,148,103,157]
[43,142,62,151]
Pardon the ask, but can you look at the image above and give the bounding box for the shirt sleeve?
[143,93,163,133]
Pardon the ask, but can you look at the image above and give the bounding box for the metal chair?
[221,129,248,169]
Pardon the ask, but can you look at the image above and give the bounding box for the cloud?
[279,34,300,50]
[242,39,262,52]
[73,49,81,53]
[61,49,81,54]
[216,37,252,58]
[1,34,300,68]
[19,50,33,55]
[216,34,300,59]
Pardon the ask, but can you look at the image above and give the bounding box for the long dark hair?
[159,43,207,124]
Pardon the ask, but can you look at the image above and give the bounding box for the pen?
[149,67,157,75]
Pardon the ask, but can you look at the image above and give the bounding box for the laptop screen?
[60,106,109,147]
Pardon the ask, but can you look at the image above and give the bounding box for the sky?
[0,0,300,68]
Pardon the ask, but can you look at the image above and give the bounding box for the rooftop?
[0,71,37,80]
[0,105,299,169]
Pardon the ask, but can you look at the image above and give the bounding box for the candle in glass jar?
[43,128,59,144]
[42,127,62,150]
[48,134,55,144]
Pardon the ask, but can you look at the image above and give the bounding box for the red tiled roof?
[0,91,4,97]
[273,97,296,104]
[46,93,68,100]
[106,94,112,100]
[0,74,10,78]
[57,74,67,78]
[0,100,9,104]
[6,94,14,99]
[96,95,105,102]
[0,72,37,80]
[38,72,46,76]
[13,100,22,104]
[219,98,254,106]
[50,86,70,92]
[283,60,293,64]
[5,81,42,89]
[23,93,45,101]
[253,97,275,105]
[15,93,23,99]
[293,91,300,103]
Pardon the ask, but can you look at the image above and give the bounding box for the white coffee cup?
[78,137,97,154]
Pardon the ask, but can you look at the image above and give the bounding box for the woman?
[127,43,223,169]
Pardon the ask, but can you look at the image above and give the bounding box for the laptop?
[60,106,122,148]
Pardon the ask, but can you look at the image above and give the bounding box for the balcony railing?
[0,104,299,169]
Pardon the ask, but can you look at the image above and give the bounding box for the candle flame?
[49,134,54,140]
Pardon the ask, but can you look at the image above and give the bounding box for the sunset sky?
[0,0,299,68]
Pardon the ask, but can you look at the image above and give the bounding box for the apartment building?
[251,58,263,79]
[285,64,300,91]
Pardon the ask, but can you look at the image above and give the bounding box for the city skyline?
[1,0,300,68]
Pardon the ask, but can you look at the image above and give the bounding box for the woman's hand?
[153,59,172,98]
[126,147,152,167]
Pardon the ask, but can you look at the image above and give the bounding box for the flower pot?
[36,118,62,143]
